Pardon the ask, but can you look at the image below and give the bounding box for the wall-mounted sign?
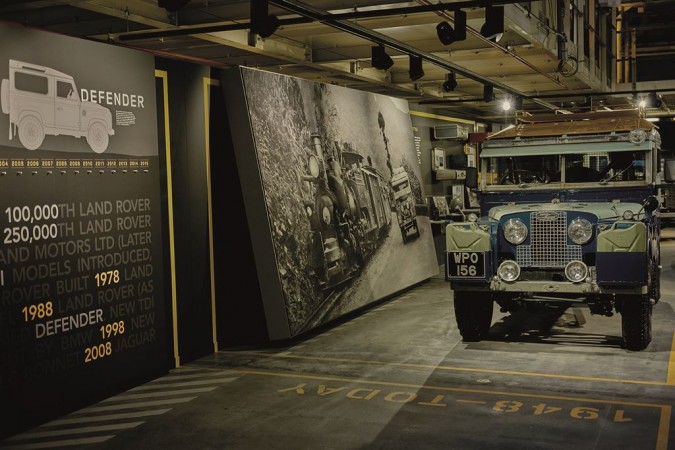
[0,22,167,438]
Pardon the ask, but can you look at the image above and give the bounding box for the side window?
[56,80,77,100]
[14,72,48,94]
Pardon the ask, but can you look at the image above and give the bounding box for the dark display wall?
[0,23,168,438]
[223,67,439,340]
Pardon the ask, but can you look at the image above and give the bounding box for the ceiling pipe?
[268,0,559,111]
[414,0,568,89]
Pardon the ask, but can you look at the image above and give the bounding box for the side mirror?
[465,166,478,189]
[643,195,659,212]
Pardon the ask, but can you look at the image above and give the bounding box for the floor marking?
[81,397,196,412]
[101,387,217,401]
[0,435,114,449]
[457,400,488,404]
[7,422,144,440]
[128,377,238,391]
[657,406,671,450]
[668,332,675,386]
[232,366,672,447]
[46,409,172,426]
[232,367,669,408]
[161,370,237,381]
[221,351,671,387]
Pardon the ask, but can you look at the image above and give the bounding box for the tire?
[649,261,661,304]
[620,295,652,351]
[1,79,8,114]
[401,227,408,244]
[649,238,661,303]
[454,291,493,342]
[18,115,44,150]
[87,122,109,153]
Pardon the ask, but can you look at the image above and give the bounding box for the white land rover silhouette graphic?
[1,60,114,153]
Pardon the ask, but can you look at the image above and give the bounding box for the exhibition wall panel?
[0,23,169,438]
[222,67,439,340]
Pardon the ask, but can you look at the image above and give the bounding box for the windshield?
[484,151,647,187]
[392,180,409,192]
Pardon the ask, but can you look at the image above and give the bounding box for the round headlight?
[308,155,321,178]
[322,206,332,225]
[503,218,528,245]
[622,210,634,220]
[498,260,520,282]
[565,260,588,283]
[567,218,593,244]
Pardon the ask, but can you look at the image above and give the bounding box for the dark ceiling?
[1,0,675,121]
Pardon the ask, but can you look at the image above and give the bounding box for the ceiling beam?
[268,0,559,111]
[116,0,539,42]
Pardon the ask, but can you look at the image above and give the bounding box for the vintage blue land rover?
[446,110,661,350]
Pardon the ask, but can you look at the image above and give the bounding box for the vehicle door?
[54,77,80,131]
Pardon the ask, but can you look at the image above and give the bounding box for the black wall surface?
[155,60,268,355]
[210,70,268,346]
[155,59,213,363]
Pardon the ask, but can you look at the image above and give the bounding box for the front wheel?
[454,291,493,342]
[620,295,652,351]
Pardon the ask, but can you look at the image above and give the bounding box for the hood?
[488,201,644,221]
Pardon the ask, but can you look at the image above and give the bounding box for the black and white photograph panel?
[240,67,438,336]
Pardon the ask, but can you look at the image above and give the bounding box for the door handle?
[56,107,63,111]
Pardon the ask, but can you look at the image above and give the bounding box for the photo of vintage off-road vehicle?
[446,109,661,350]
[391,166,419,243]
[1,59,114,153]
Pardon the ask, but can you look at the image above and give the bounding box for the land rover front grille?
[516,211,582,268]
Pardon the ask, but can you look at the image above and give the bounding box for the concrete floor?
[3,233,675,449]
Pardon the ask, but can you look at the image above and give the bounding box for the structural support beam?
[116,0,539,41]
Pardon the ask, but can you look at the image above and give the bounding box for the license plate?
[446,252,485,279]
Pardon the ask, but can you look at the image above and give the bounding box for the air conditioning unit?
[433,124,469,140]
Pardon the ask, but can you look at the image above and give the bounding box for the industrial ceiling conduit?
[267,0,559,111]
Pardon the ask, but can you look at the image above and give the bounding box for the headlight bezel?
[497,260,520,282]
[564,260,588,283]
[567,217,593,245]
[503,218,528,245]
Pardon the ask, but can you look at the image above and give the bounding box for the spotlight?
[436,22,455,45]
[409,56,424,81]
[372,45,394,70]
[502,99,512,111]
[483,84,494,102]
[436,10,467,45]
[639,98,647,108]
[481,6,504,42]
[250,0,280,38]
[442,73,457,92]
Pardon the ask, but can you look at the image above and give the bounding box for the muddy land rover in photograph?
[1,59,114,153]
[391,166,419,243]
[446,109,661,350]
